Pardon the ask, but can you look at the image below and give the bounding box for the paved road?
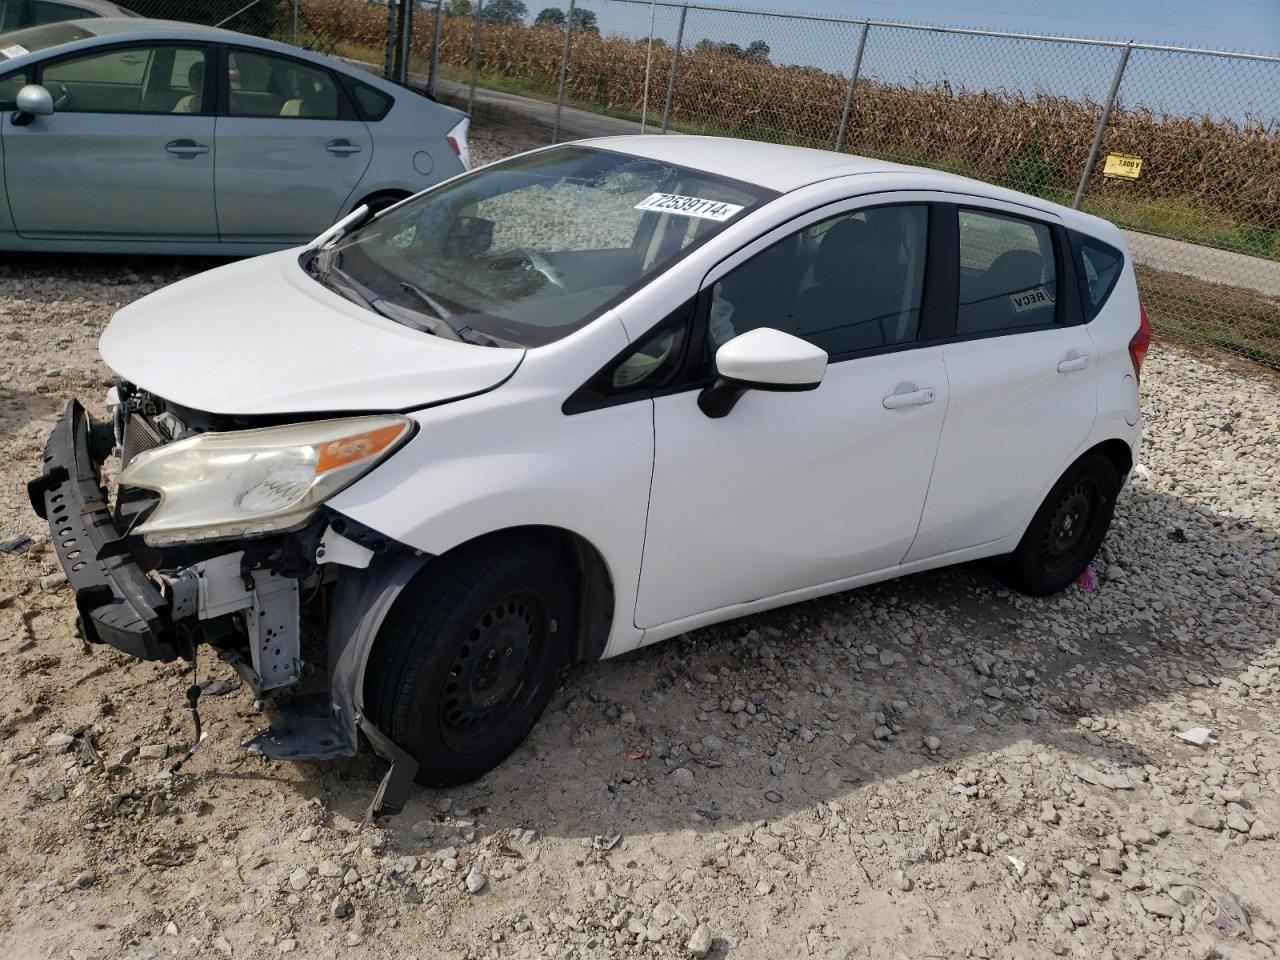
[435,76,1280,299]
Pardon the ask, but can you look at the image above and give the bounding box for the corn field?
[297,0,1280,257]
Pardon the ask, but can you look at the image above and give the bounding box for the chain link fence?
[141,0,1280,366]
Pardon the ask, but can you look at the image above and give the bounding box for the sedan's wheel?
[364,537,573,786]
[1001,452,1120,596]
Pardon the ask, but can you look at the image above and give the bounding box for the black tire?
[364,537,574,786]
[1000,452,1120,596]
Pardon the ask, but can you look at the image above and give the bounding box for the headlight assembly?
[118,416,414,546]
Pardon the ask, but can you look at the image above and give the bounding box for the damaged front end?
[29,391,428,811]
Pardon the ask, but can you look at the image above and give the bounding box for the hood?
[99,250,524,416]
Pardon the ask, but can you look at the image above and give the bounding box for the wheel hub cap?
[442,598,536,732]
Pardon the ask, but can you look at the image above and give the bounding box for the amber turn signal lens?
[316,423,407,474]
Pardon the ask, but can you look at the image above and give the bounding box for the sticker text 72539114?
[634,193,745,222]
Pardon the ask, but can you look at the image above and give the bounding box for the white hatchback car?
[31,136,1148,808]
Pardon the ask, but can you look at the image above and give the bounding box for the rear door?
[905,200,1098,562]
[3,41,218,240]
[214,45,372,244]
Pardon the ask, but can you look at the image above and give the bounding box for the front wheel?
[1000,453,1120,596]
[364,537,574,786]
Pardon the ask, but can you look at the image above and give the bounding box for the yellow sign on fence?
[1103,153,1143,180]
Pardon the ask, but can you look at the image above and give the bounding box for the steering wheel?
[46,80,71,110]
[488,248,565,290]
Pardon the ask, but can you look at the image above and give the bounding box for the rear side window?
[957,209,1058,335]
[344,77,391,120]
[228,48,339,119]
[1072,232,1124,321]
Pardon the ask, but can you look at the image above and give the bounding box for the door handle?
[325,139,362,155]
[1056,351,1091,374]
[165,139,209,157]
[882,384,936,410]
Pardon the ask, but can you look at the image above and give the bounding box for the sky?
[761,0,1280,55]
[577,0,1280,121]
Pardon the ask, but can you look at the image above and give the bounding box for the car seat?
[171,60,203,114]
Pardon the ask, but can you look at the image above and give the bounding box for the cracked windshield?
[313,146,771,347]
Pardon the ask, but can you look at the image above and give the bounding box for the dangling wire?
[639,0,659,132]
[169,642,206,774]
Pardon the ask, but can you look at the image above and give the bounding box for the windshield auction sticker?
[0,44,29,59]
[634,193,744,221]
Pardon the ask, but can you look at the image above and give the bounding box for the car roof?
[581,134,1102,230]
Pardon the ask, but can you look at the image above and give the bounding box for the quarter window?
[228,49,339,119]
[707,204,930,359]
[957,209,1058,335]
[41,45,208,114]
[1073,233,1124,320]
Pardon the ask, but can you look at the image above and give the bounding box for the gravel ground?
[1,111,1279,960]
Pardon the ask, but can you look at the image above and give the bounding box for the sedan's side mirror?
[13,84,54,126]
[698,327,827,418]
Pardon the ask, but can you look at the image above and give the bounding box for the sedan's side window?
[227,49,339,119]
[706,204,930,359]
[0,70,28,108]
[957,209,1058,335]
[31,1,84,22]
[41,45,207,114]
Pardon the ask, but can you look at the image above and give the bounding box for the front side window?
[228,48,338,119]
[0,68,27,107]
[706,204,930,359]
[42,44,206,113]
[957,208,1058,335]
[313,146,772,348]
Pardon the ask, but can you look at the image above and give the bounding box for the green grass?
[1137,265,1280,367]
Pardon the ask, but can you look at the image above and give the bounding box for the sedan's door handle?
[325,139,362,156]
[882,383,937,410]
[1057,351,1091,374]
[165,138,209,157]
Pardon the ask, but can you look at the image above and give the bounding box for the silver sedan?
[0,17,470,254]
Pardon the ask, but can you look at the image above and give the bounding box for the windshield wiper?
[396,280,500,347]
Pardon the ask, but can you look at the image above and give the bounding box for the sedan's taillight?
[446,117,471,170]
[1129,299,1152,381]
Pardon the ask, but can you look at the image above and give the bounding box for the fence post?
[384,0,397,79]
[399,0,415,85]
[552,0,576,142]
[834,20,869,153]
[428,0,444,98]
[468,0,483,115]
[661,4,687,133]
[1073,42,1131,209]
[291,0,298,45]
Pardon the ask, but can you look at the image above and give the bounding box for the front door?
[4,42,218,240]
[635,200,950,629]
[214,46,372,244]
[906,203,1098,561]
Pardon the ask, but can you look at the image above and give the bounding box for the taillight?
[1129,299,1152,381]
[446,117,471,170]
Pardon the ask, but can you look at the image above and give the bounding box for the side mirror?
[13,84,54,125]
[698,328,827,418]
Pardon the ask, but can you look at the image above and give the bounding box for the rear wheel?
[1000,453,1120,595]
[364,537,574,786]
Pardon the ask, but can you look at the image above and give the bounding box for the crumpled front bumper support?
[28,400,180,661]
